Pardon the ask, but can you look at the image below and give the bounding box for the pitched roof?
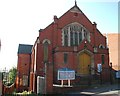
[41,2,92,32]
[18,44,33,54]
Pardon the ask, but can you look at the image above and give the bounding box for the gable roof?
[58,4,83,21]
[68,4,93,25]
[18,44,33,54]
[69,3,83,13]
[41,2,93,32]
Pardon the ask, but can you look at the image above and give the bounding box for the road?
[66,83,120,96]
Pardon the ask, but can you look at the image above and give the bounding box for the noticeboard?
[58,68,75,80]
[116,71,120,78]
[97,64,102,72]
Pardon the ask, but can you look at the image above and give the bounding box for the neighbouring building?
[16,44,33,92]
[106,33,120,78]
[106,33,120,71]
[16,2,110,94]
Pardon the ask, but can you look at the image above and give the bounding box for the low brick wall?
[3,83,15,95]
[53,85,88,94]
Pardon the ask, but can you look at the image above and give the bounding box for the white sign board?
[116,71,120,78]
[97,64,102,72]
[58,71,75,80]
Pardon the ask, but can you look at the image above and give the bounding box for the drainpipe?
[44,62,47,94]
[93,22,97,47]
[52,47,55,84]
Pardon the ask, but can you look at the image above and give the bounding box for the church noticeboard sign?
[116,71,120,78]
[58,68,75,80]
[97,64,102,73]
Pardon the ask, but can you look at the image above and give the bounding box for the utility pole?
[44,62,47,94]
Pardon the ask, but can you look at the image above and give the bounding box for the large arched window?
[62,22,90,46]
[42,39,51,62]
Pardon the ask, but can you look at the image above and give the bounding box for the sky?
[0,0,118,71]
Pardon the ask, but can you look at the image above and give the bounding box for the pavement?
[66,83,120,96]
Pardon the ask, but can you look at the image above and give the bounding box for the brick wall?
[3,84,15,95]
[107,33,120,70]
[16,54,31,92]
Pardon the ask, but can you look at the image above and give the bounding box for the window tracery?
[62,23,90,46]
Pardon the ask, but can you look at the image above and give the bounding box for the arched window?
[99,44,105,49]
[42,39,51,63]
[101,55,105,64]
[43,41,48,62]
[62,22,90,46]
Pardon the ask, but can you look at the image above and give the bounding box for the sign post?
[68,79,70,86]
[61,80,63,86]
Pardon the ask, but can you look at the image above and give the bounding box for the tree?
[9,67,17,84]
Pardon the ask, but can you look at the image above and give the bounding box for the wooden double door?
[78,53,91,75]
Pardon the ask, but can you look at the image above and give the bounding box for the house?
[16,44,33,92]
[106,33,120,71]
[16,2,110,94]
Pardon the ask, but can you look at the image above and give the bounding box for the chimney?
[54,15,58,23]
[93,22,97,28]
[39,29,43,32]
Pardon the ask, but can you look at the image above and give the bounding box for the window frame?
[64,53,68,64]
[43,41,49,62]
[101,54,105,64]
[62,22,90,46]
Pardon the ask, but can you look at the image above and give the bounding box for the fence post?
[100,72,102,85]
[110,62,113,84]
[88,65,91,86]
[2,72,4,96]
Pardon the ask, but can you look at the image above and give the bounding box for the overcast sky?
[0,0,118,71]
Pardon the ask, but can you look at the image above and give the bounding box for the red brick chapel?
[16,2,110,94]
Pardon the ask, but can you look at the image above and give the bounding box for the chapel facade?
[16,2,110,94]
